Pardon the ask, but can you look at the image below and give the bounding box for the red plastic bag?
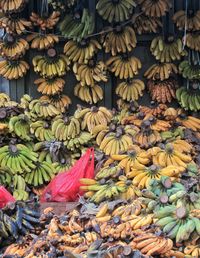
[40,148,94,202]
[0,186,15,208]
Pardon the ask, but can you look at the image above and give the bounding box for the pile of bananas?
[96,0,136,23]
[26,34,59,50]
[176,86,200,112]
[0,59,29,80]
[144,63,178,81]
[133,15,162,34]
[59,8,94,41]
[106,54,142,79]
[73,59,108,86]
[101,25,137,56]
[0,36,29,60]
[30,11,60,30]
[63,39,101,64]
[150,36,186,62]
[179,60,200,80]
[173,10,200,31]
[32,54,70,78]
[147,79,177,103]
[115,79,145,102]
[137,0,171,17]
[0,202,40,246]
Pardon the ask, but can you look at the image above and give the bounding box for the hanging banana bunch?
[115,79,145,102]
[179,61,200,80]
[40,94,71,112]
[30,11,60,30]
[173,10,200,31]
[73,59,108,86]
[0,35,29,60]
[0,59,29,80]
[96,0,136,23]
[32,52,70,78]
[106,54,142,79]
[144,63,178,81]
[151,36,186,62]
[74,84,103,104]
[137,0,171,17]
[64,39,101,64]
[133,15,162,34]
[26,34,59,50]
[0,0,26,13]
[183,33,200,52]
[34,77,65,96]
[0,15,32,35]
[101,25,137,56]
[59,8,94,41]
[30,120,54,142]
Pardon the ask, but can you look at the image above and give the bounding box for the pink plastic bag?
[0,186,15,208]
[40,148,94,202]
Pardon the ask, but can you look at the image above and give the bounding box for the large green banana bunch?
[96,0,136,23]
[30,120,54,142]
[179,60,200,80]
[9,114,31,141]
[176,86,200,111]
[25,161,55,187]
[0,144,38,173]
[52,116,81,141]
[59,8,94,41]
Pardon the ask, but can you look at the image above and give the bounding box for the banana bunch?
[176,115,200,132]
[30,11,60,30]
[106,54,142,79]
[99,126,137,155]
[101,25,137,56]
[64,132,93,151]
[26,34,59,50]
[59,8,94,41]
[160,127,185,141]
[96,0,136,23]
[147,79,177,103]
[0,202,40,244]
[30,120,54,142]
[133,15,162,34]
[74,84,103,104]
[73,60,108,87]
[138,0,171,17]
[128,165,184,189]
[75,106,112,132]
[0,0,25,13]
[144,63,178,81]
[150,143,192,168]
[111,199,143,218]
[64,39,101,64]
[184,245,200,257]
[134,127,161,149]
[115,79,145,102]
[53,153,79,173]
[29,99,60,119]
[19,94,32,109]
[34,77,65,95]
[0,15,32,35]
[116,98,139,112]
[13,174,28,201]
[40,94,71,112]
[9,114,31,141]
[0,143,38,173]
[32,54,70,78]
[163,107,178,120]
[150,36,186,62]
[0,59,29,80]
[170,139,193,153]
[179,61,200,80]
[0,166,13,188]
[25,161,55,187]
[110,147,151,174]
[95,162,122,180]
[176,87,200,112]
[155,205,200,243]
[173,10,200,31]
[183,33,200,52]
[0,123,8,135]
[0,37,29,60]
[52,116,81,141]
[130,231,174,256]
[139,104,167,117]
